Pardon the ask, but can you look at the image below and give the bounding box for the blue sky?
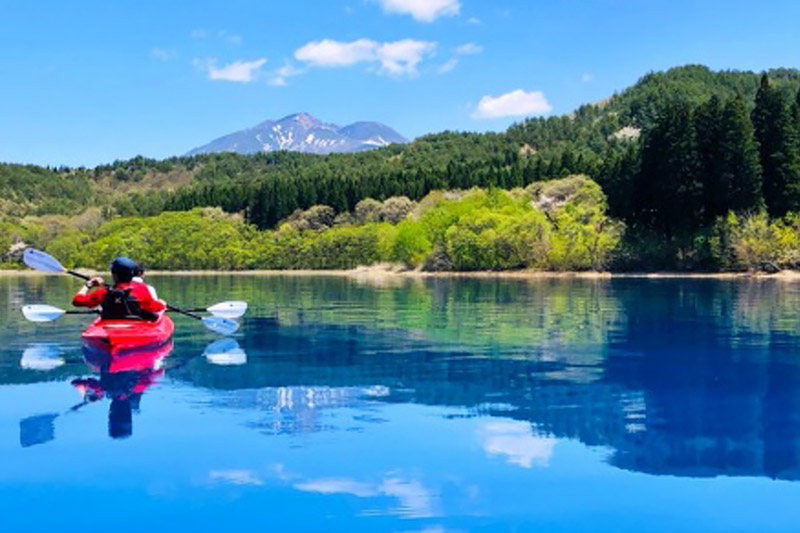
[1,0,799,167]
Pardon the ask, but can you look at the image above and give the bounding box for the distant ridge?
[186,112,408,156]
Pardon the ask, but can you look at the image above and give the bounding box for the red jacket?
[72,282,166,314]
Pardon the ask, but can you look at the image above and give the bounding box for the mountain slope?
[186,113,408,156]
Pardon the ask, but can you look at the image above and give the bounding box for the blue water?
[2,275,800,532]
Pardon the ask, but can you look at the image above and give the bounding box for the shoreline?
[2,267,800,281]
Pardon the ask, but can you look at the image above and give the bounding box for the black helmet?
[110,256,136,283]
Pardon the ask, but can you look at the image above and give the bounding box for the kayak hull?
[81,314,175,356]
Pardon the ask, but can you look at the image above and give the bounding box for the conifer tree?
[793,88,800,137]
[719,95,763,213]
[633,101,703,237]
[694,96,724,222]
[752,74,800,216]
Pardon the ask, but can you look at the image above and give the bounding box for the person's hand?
[86,276,104,288]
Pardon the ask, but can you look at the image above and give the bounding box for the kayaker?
[72,256,166,320]
[132,261,159,301]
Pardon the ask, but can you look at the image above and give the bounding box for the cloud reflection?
[481,420,556,468]
[294,473,437,517]
[208,469,263,486]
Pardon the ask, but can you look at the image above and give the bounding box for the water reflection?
[161,278,800,482]
[4,276,800,482]
[203,337,247,366]
[20,343,65,371]
[75,341,173,439]
[19,413,58,447]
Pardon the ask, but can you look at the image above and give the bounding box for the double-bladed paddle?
[21,248,245,335]
[22,304,241,335]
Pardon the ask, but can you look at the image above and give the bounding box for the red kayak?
[81,313,175,355]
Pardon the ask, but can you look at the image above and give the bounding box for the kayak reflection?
[73,340,173,439]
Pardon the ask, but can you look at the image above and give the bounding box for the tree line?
[617,74,800,240]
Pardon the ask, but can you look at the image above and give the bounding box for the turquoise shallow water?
[2,275,800,532]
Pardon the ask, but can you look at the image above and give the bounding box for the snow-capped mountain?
[186,113,407,156]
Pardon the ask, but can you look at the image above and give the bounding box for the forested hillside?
[3,64,800,271]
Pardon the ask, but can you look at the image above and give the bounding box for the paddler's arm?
[140,297,166,314]
[72,277,106,307]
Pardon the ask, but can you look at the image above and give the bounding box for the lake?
[2,274,800,532]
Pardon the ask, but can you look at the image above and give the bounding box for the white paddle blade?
[22,305,66,322]
[202,316,240,335]
[23,248,66,274]
[203,338,247,366]
[207,301,248,319]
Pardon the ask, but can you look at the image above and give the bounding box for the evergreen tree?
[633,101,702,237]
[793,88,800,137]
[695,96,724,222]
[719,95,763,213]
[752,74,800,216]
[600,143,639,219]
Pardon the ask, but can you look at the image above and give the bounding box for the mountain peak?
[279,112,322,128]
[187,113,407,156]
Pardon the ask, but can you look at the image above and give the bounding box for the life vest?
[100,288,156,321]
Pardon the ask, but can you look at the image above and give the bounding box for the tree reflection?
[7,275,800,479]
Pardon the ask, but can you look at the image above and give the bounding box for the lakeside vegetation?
[2,177,620,271]
[3,65,800,272]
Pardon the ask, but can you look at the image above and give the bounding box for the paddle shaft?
[64,270,204,321]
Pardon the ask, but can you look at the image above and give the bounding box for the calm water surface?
[2,275,800,532]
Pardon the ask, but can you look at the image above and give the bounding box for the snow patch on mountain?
[187,113,407,156]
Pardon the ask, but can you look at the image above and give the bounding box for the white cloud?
[376,39,436,77]
[294,38,436,78]
[217,30,243,46]
[581,73,594,83]
[376,0,460,22]
[197,57,267,82]
[437,58,458,74]
[436,43,481,75]
[466,16,481,25]
[455,42,482,55]
[481,420,557,468]
[191,28,207,39]
[294,38,377,67]
[269,62,305,86]
[150,47,175,61]
[471,89,552,119]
